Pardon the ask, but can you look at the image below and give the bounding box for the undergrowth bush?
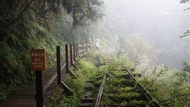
[140,65,190,107]
[78,59,97,79]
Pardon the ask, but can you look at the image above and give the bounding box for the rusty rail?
[46,51,65,64]
[122,66,162,107]
[94,74,106,107]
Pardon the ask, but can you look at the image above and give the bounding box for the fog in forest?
[99,0,190,69]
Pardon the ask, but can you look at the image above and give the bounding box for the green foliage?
[182,61,190,73]
[180,61,190,83]
[47,85,81,107]
[0,42,34,102]
[53,72,85,107]
[140,64,190,107]
[57,96,80,107]
[78,59,97,79]
[62,0,104,27]
[101,65,153,107]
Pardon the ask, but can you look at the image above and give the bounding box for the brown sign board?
[30,49,46,71]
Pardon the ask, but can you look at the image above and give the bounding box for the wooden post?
[35,70,44,107]
[56,46,61,84]
[70,44,73,66]
[73,43,76,61]
[65,44,69,73]
[76,44,78,59]
[31,49,45,107]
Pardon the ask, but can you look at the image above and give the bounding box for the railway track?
[122,66,161,107]
[80,73,106,107]
[79,64,162,107]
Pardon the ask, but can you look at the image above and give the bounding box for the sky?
[104,0,190,41]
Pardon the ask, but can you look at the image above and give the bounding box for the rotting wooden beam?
[61,81,73,96]
[44,73,57,91]
[68,69,77,79]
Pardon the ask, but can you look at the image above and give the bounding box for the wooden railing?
[35,43,91,107]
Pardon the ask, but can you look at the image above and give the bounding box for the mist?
[100,0,190,69]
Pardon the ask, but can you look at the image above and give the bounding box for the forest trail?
[0,65,58,107]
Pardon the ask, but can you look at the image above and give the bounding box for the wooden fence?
[35,43,91,107]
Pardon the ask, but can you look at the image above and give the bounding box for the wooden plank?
[80,103,94,107]
[46,54,56,64]
[61,81,73,95]
[8,92,35,100]
[61,63,66,71]
[44,73,57,91]
[0,99,36,107]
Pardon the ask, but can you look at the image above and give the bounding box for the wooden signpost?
[31,49,46,70]
[30,49,46,107]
